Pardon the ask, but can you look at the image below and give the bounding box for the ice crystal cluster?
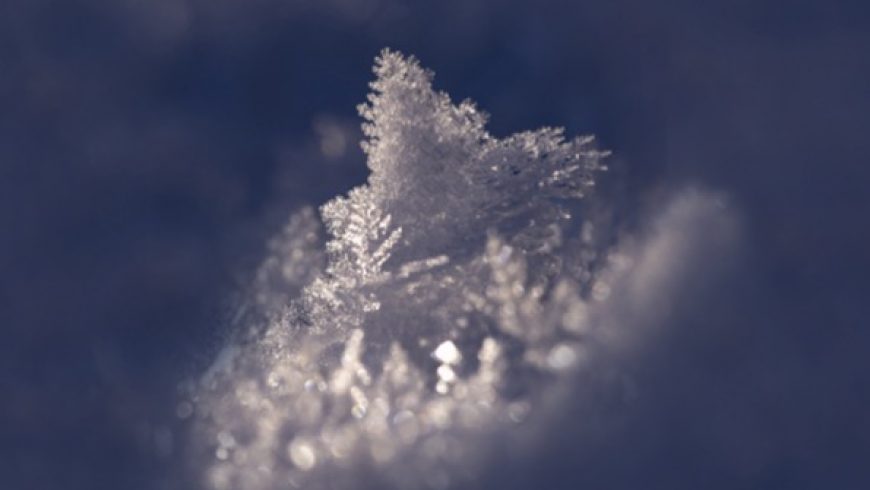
[187,50,613,490]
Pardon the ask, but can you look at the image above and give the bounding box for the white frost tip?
[547,343,581,371]
[287,438,318,471]
[432,340,462,365]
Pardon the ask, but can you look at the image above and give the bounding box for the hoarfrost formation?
[184,50,731,490]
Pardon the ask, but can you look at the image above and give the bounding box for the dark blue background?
[2,1,868,488]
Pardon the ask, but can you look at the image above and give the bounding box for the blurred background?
[1,1,868,488]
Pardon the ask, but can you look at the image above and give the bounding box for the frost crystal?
[188,50,611,490]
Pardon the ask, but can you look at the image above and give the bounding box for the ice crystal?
[187,50,611,490]
[357,50,606,264]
